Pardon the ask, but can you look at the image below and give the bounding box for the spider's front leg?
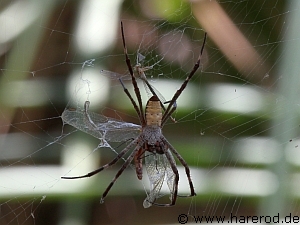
[162,101,177,126]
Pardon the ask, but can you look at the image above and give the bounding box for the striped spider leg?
[100,53,166,106]
[61,21,207,207]
[100,29,174,121]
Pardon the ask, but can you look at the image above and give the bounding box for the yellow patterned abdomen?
[145,96,162,126]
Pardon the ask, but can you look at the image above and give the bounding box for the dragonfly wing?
[102,119,141,142]
[101,68,167,105]
[141,78,167,104]
[61,107,141,142]
[143,152,166,208]
[100,70,131,81]
[137,52,146,63]
[164,149,176,200]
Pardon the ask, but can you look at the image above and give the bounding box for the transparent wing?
[61,106,141,143]
[100,52,149,81]
[100,69,131,81]
[143,150,175,208]
[165,150,176,201]
[100,65,167,104]
[143,151,165,208]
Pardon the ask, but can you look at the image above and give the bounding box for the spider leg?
[134,147,146,180]
[119,79,143,124]
[162,32,207,122]
[61,138,139,179]
[100,140,145,203]
[162,137,196,197]
[121,21,145,126]
[139,76,165,109]
[161,101,177,126]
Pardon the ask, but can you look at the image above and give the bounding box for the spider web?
[0,0,299,224]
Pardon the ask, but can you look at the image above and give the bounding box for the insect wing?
[140,78,167,105]
[100,66,167,104]
[143,150,175,208]
[100,52,147,81]
[165,149,176,200]
[61,107,141,142]
[143,151,165,208]
[100,70,131,81]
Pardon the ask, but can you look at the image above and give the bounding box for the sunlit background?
[0,0,300,224]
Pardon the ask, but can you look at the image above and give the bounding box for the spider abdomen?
[145,96,162,126]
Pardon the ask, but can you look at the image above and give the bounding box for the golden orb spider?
[62,22,207,207]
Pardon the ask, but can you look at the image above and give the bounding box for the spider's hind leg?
[100,139,144,203]
[162,137,196,198]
